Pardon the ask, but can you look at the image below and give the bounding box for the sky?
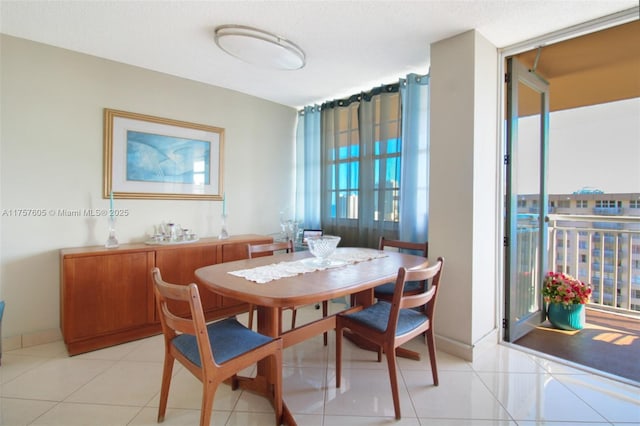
[518,97,640,195]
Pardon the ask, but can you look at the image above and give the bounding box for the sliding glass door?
[504,58,550,342]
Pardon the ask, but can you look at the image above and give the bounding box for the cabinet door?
[63,252,153,341]
[155,245,220,315]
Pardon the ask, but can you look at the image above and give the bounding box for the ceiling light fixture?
[214,25,306,70]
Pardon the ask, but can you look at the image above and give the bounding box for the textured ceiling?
[1,0,638,108]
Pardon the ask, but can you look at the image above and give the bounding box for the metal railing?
[547,214,640,314]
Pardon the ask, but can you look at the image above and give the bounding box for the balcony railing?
[547,214,640,315]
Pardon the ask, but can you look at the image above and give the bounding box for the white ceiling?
[1,0,637,109]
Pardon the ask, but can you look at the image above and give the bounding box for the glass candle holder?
[105,216,120,248]
[218,213,229,240]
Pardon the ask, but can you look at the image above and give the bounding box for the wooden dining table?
[195,247,428,426]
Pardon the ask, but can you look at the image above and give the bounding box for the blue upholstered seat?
[343,301,427,335]
[173,317,273,366]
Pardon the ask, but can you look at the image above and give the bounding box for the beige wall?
[429,30,500,360]
[0,35,297,346]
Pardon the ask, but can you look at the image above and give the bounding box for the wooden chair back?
[336,257,444,420]
[387,258,444,340]
[152,267,283,425]
[247,240,295,258]
[378,236,428,257]
[375,237,428,300]
[245,240,295,331]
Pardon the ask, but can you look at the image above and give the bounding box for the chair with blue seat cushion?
[151,268,283,426]
[373,237,428,301]
[335,257,444,420]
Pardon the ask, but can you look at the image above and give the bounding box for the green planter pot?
[547,302,585,331]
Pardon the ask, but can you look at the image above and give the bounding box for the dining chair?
[247,240,330,345]
[335,257,444,420]
[151,268,283,426]
[373,236,428,302]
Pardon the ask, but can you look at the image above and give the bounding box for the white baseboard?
[435,328,500,362]
[2,328,62,352]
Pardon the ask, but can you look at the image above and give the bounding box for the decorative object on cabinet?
[104,191,120,248]
[105,216,120,248]
[145,221,199,245]
[218,213,229,239]
[218,192,229,239]
[103,108,224,200]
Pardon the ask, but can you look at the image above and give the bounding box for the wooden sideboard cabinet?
[60,234,271,355]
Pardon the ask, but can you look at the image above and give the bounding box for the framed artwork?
[103,108,224,200]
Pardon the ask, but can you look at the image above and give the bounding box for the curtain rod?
[299,72,428,115]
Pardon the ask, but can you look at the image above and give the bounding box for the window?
[576,200,588,208]
[301,75,429,248]
[557,199,570,208]
[580,254,587,263]
[325,97,401,223]
[595,200,621,208]
[630,200,640,208]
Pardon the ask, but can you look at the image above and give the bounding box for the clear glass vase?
[218,214,229,239]
[105,216,119,248]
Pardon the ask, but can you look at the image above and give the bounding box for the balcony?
[512,215,640,383]
[515,307,640,383]
[548,214,640,314]
[593,207,623,215]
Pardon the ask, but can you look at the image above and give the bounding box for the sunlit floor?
[1,303,639,425]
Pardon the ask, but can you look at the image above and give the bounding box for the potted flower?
[542,271,592,330]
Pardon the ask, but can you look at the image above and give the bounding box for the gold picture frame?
[103,109,224,200]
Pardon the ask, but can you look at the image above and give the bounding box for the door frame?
[496,8,637,344]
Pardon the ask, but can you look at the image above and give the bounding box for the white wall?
[0,35,297,346]
[429,30,499,360]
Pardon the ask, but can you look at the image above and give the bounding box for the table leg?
[255,306,298,425]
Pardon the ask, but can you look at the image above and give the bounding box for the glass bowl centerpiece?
[306,235,341,266]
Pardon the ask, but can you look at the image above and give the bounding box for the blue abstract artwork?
[126,131,210,185]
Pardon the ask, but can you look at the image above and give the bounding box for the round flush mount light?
[214,25,306,70]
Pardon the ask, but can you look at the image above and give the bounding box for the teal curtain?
[295,105,321,229]
[399,74,430,243]
[296,73,429,246]
[320,88,402,248]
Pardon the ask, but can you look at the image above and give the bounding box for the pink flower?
[541,271,591,306]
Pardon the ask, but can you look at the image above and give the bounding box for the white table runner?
[229,248,387,283]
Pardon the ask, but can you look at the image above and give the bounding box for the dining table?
[195,246,428,426]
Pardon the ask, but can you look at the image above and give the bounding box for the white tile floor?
[1,303,639,425]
